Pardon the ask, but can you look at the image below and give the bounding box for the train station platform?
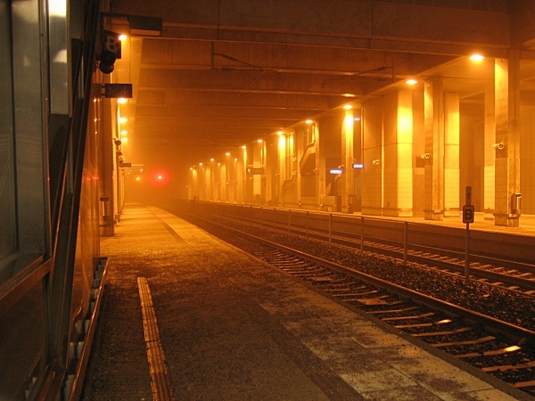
[81,203,530,401]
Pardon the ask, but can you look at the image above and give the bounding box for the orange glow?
[470,54,484,61]
[406,78,418,85]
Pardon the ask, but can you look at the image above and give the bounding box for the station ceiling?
[108,0,535,183]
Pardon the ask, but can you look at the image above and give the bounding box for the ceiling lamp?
[470,54,484,61]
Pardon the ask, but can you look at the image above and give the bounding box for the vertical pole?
[360,216,364,255]
[329,214,333,248]
[403,222,408,266]
[306,211,309,237]
[464,185,472,284]
[465,223,470,284]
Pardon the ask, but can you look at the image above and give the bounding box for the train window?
[0,0,18,274]
[0,0,49,284]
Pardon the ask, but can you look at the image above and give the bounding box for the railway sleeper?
[482,360,535,373]
[367,305,420,315]
[382,311,434,322]
[411,326,472,337]
[455,343,520,358]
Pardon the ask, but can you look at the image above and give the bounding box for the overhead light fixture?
[470,54,484,61]
[406,78,418,85]
[305,119,314,124]
[343,104,352,110]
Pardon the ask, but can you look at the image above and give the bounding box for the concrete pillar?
[295,130,302,207]
[216,162,222,201]
[309,122,327,208]
[249,141,265,204]
[383,90,413,217]
[495,51,521,226]
[278,134,286,204]
[362,96,383,215]
[444,92,460,216]
[341,108,355,213]
[483,81,496,219]
[220,163,228,201]
[424,77,445,220]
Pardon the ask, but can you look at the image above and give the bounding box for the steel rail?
[209,211,535,294]
[190,211,535,344]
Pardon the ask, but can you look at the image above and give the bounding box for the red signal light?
[152,172,168,184]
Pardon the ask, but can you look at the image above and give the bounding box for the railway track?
[181,211,535,398]
[207,209,535,295]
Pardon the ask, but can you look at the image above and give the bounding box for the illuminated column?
[250,141,264,204]
[361,97,383,216]
[190,168,198,200]
[383,90,413,217]
[424,77,444,220]
[240,147,247,203]
[212,164,216,201]
[313,122,325,208]
[444,92,460,217]
[208,161,214,201]
[216,163,222,201]
[495,51,521,227]
[341,108,355,213]
[220,163,228,202]
[278,134,286,205]
[232,157,238,202]
[483,81,496,219]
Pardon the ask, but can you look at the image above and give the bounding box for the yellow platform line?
[137,277,174,401]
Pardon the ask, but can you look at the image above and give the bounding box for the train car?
[0,0,112,399]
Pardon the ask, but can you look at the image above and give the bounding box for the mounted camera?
[97,30,122,74]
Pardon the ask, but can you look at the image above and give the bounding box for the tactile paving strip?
[137,277,174,401]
